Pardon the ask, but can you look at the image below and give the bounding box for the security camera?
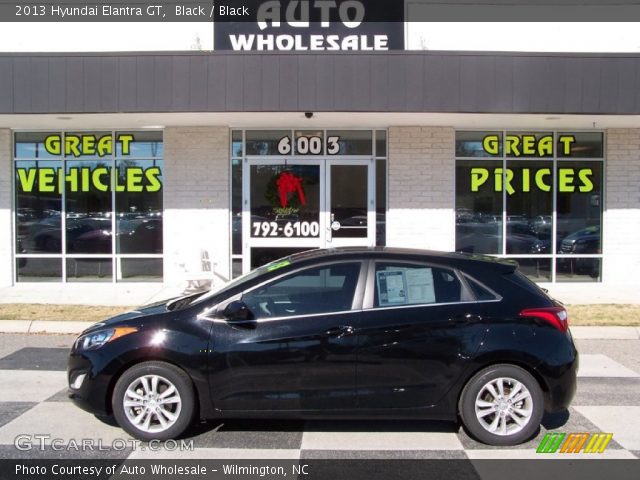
[304,112,314,119]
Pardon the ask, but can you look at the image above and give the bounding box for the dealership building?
[0,46,639,302]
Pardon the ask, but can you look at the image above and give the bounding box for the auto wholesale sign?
[214,0,405,51]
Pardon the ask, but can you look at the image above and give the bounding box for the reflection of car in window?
[560,226,600,254]
[117,218,163,254]
[530,215,552,235]
[557,226,601,278]
[67,218,114,254]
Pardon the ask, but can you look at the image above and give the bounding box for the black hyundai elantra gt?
[68,247,578,446]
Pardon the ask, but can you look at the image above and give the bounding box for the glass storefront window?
[557,132,604,158]
[326,130,372,155]
[66,258,113,282]
[231,130,243,157]
[555,258,601,282]
[455,131,604,283]
[455,160,503,254]
[119,258,163,282]
[115,159,163,254]
[505,132,553,158]
[556,161,602,255]
[13,131,164,283]
[455,131,502,158]
[15,160,62,254]
[65,160,112,255]
[294,130,324,155]
[505,160,553,255]
[376,159,386,246]
[16,258,62,282]
[245,130,290,155]
[14,132,63,160]
[116,131,163,158]
[376,130,387,157]
[231,158,243,256]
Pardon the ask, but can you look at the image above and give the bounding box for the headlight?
[76,327,138,350]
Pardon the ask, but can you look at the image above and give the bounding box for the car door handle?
[325,325,355,337]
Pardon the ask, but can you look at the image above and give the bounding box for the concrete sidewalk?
[0,282,186,307]
[1,281,639,306]
[0,320,638,339]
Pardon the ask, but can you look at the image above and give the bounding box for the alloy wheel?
[474,377,534,436]
[122,374,182,433]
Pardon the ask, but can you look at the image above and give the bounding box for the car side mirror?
[222,300,253,322]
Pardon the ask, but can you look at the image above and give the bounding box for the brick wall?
[163,127,230,286]
[386,126,455,251]
[604,129,640,284]
[0,129,12,286]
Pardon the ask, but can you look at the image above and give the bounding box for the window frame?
[454,129,605,283]
[12,129,164,283]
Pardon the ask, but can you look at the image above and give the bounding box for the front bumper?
[67,350,112,416]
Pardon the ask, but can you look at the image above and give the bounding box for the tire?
[459,364,544,446]
[112,361,195,441]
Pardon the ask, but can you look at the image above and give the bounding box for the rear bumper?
[537,344,579,412]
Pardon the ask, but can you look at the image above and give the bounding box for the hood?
[79,292,209,335]
[80,297,177,334]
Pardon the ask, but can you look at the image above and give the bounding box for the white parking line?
[577,354,639,378]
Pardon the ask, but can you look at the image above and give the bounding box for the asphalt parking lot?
[0,333,639,460]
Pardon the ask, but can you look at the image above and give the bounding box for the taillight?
[520,307,569,332]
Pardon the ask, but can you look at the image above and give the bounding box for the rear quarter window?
[504,271,550,298]
[464,275,499,301]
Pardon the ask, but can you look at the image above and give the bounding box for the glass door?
[242,158,375,273]
[243,158,325,272]
[325,159,376,247]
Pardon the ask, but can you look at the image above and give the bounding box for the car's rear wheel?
[459,364,544,446]
[112,361,195,441]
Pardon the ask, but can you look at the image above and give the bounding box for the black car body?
[68,247,578,445]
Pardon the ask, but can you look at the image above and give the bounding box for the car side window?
[242,263,361,319]
[374,263,463,307]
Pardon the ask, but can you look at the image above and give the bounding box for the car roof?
[284,247,517,273]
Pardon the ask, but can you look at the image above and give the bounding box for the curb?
[0,321,639,339]
[0,320,94,335]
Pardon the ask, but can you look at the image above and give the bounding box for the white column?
[163,127,230,287]
[603,129,640,285]
[0,129,13,286]
[386,126,456,251]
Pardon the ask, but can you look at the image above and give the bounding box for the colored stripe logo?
[536,432,613,454]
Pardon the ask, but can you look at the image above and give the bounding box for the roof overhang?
[2,112,639,130]
[2,51,640,116]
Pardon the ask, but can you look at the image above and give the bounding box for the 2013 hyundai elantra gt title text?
[67,247,578,446]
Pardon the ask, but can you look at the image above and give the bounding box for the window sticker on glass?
[376,268,436,306]
[377,270,407,304]
[405,268,436,304]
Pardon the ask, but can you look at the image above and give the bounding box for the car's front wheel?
[459,364,544,446]
[112,361,195,441]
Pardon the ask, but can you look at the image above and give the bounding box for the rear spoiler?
[455,252,519,274]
